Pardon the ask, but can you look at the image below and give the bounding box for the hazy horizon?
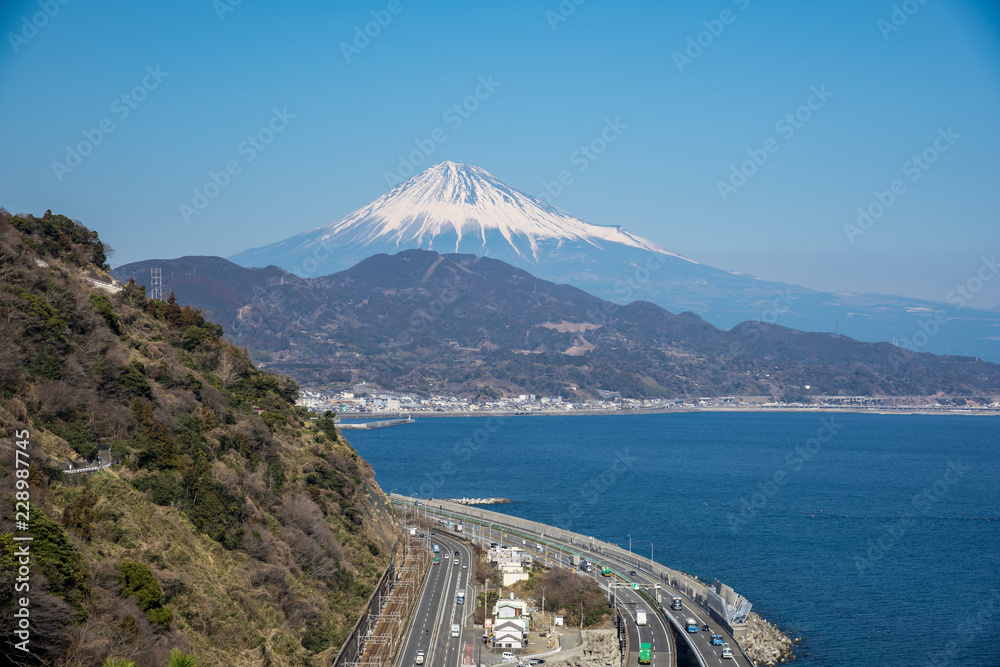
[1,0,998,309]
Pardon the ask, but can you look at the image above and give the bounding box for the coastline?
[337,405,1000,419]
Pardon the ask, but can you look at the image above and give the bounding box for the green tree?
[92,293,123,336]
[118,362,152,399]
[118,560,173,627]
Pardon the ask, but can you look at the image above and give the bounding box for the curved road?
[398,509,675,667]
[615,582,675,667]
[394,496,752,667]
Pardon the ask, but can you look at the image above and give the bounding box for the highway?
[614,581,675,667]
[400,510,675,667]
[396,531,476,667]
[394,495,752,667]
[631,574,740,667]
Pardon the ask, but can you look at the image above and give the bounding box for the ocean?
[343,412,1000,666]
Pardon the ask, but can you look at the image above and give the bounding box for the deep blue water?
[345,413,1000,666]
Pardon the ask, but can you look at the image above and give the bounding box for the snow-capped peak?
[309,162,692,261]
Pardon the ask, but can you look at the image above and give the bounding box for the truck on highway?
[636,608,647,626]
[639,643,651,664]
[432,544,440,553]
[455,522,463,532]
[579,559,591,573]
[456,589,465,604]
[686,618,698,633]
[601,566,612,576]
[432,555,440,565]
[671,596,682,611]
[711,633,724,646]
[571,554,580,567]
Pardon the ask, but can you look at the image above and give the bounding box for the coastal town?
[295,384,1000,417]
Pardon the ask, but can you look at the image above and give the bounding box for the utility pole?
[542,587,546,634]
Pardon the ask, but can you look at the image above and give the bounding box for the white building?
[492,596,529,649]
[493,596,529,619]
[493,619,526,649]
[501,564,529,587]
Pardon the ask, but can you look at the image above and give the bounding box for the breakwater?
[444,497,512,505]
[338,418,415,430]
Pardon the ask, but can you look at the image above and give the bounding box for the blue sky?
[1,0,998,308]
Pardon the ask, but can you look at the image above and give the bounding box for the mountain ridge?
[116,249,1000,401]
[225,162,1000,362]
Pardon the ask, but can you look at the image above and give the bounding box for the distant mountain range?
[226,162,1000,363]
[115,250,1000,400]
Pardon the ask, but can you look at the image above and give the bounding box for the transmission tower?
[150,268,163,301]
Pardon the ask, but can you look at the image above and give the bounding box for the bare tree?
[216,352,241,390]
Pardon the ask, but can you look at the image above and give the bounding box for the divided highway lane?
[396,533,475,667]
[395,497,750,667]
[629,575,743,667]
[615,583,674,667]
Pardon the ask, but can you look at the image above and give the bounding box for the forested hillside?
[0,210,398,667]
[115,250,1000,401]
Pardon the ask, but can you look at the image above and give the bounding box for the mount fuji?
[229,162,1000,362]
[230,161,691,273]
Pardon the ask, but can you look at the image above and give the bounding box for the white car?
[415,650,425,664]
[501,652,516,663]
